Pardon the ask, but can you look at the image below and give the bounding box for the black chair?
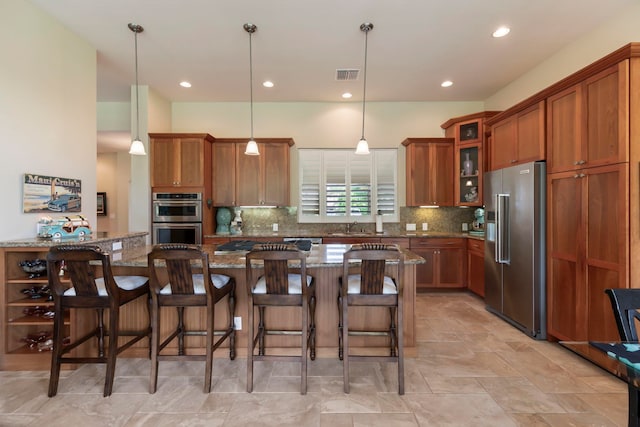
[338,243,405,394]
[245,243,316,394]
[606,288,640,427]
[147,244,236,393]
[46,245,150,397]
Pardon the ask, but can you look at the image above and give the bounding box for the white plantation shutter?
[374,150,396,215]
[298,149,397,223]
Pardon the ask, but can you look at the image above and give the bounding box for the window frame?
[298,149,398,224]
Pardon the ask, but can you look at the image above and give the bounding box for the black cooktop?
[216,239,312,252]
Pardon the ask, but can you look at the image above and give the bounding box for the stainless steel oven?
[152,192,202,223]
[152,193,203,244]
[152,222,202,244]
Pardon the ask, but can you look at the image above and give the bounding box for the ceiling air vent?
[336,68,360,81]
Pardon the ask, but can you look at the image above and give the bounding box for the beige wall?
[0,0,97,240]
[485,2,640,110]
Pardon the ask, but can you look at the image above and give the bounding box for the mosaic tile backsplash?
[224,206,476,236]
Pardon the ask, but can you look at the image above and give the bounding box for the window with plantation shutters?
[298,149,397,223]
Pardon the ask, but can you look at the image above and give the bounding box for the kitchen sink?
[328,232,374,237]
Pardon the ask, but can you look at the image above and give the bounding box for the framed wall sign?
[97,192,107,216]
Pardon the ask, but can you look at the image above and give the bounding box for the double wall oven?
[152,192,202,244]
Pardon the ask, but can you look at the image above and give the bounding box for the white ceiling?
[29,0,636,151]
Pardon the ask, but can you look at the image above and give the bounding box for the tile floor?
[0,292,627,426]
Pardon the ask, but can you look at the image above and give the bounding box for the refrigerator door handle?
[496,193,510,264]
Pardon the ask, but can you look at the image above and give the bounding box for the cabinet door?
[583,62,629,168]
[456,144,482,206]
[490,117,517,170]
[212,142,237,206]
[547,171,584,340]
[584,163,629,341]
[178,138,205,187]
[467,239,484,296]
[151,138,178,187]
[262,142,290,206]
[515,101,545,164]
[236,145,261,206]
[437,246,466,288]
[430,142,454,206]
[411,247,436,290]
[547,85,582,174]
[406,143,431,206]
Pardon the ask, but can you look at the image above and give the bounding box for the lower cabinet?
[467,239,484,297]
[410,238,466,291]
[1,248,72,370]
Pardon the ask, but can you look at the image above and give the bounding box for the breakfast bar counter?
[109,243,424,358]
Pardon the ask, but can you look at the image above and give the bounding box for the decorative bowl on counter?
[19,259,47,278]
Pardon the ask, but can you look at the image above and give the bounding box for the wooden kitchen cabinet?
[322,237,381,245]
[212,141,237,206]
[1,248,72,370]
[410,238,465,291]
[547,163,628,341]
[213,138,293,207]
[467,239,484,297]
[150,133,214,190]
[488,101,545,171]
[546,61,629,174]
[402,138,454,207]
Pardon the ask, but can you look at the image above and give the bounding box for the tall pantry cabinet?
[546,53,636,342]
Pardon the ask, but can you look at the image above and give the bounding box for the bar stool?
[147,244,236,393]
[338,243,405,394]
[46,245,150,397]
[245,243,316,394]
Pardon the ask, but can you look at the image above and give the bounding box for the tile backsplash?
[224,206,476,235]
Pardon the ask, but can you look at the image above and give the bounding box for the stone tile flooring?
[0,292,627,426]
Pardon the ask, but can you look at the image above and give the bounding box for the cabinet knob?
[579,173,585,178]
[573,174,580,179]
[578,160,586,165]
[511,159,517,163]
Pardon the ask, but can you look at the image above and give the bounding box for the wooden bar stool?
[147,244,236,393]
[245,243,316,394]
[46,245,151,397]
[338,243,405,394]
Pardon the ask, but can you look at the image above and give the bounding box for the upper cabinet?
[441,112,499,207]
[402,138,454,207]
[487,101,545,171]
[547,61,629,174]
[213,138,293,207]
[149,133,214,190]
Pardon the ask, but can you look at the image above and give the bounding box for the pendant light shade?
[244,23,260,156]
[128,23,146,156]
[356,22,373,155]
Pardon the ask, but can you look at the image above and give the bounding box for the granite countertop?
[205,231,484,241]
[111,243,425,269]
[0,232,148,248]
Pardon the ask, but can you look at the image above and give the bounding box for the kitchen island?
[107,243,424,359]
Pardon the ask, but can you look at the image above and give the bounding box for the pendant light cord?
[249,30,254,140]
[134,29,140,141]
[361,27,369,141]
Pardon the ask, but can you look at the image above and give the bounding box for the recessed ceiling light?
[441,80,453,88]
[492,26,510,38]
[263,81,274,88]
[342,92,353,99]
[179,81,192,88]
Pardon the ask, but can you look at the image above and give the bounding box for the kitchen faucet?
[346,221,358,233]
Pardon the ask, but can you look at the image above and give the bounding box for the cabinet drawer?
[382,238,409,249]
[409,238,464,249]
[467,239,484,253]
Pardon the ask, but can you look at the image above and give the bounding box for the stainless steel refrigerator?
[484,161,546,339]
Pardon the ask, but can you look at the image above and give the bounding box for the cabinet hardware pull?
[511,159,517,163]
[573,174,580,178]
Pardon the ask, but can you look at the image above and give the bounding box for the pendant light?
[355,22,373,155]
[244,23,260,156]
[128,23,146,155]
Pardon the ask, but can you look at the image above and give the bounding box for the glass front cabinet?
[442,112,499,207]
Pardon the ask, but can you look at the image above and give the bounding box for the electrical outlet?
[112,241,123,251]
[406,223,416,231]
[462,223,469,231]
[422,223,428,231]
[272,223,279,232]
[234,316,242,330]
